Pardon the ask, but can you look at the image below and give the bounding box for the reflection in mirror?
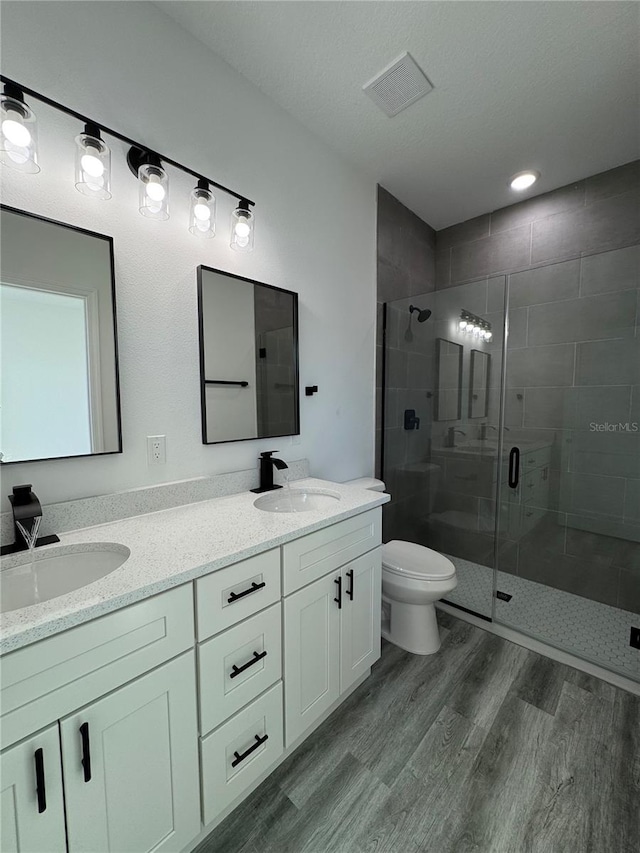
[469,349,491,418]
[197,266,299,444]
[435,338,463,421]
[0,206,121,464]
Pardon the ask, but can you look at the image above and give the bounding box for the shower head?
[409,305,432,323]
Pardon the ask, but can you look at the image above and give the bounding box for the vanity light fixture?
[0,74,256,245]
[459,310,492,341]
[0,83,39,173]
[230,199,255,252]
[189,179,216,238]
[509,170,540,191]
[128,147,169,220]
[75,123,111,199]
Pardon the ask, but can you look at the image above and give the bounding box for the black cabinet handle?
[79,722,91,783]
[334,576,342,609]
[229,650,268,679]
[508,447,520,489]
[231,734,268,768]
[346,569,354,601]
[34,748,46,813]
[227,581,266,604]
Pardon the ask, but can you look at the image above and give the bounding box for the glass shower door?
[382,276,506,620]
[494,247,640,682]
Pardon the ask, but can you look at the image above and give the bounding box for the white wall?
[0,1,376,510]
[201,271,258,442]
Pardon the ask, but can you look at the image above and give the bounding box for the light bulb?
[194,202,210,221]
[235,219,251,238]
[2,114,30,147]
[230,200,255,252]
[189,181,216,237]
[146,180,166,202]
[80,152,104,178]
[486,332,493,341]
[459,320,468,330]
[1,88,39,173]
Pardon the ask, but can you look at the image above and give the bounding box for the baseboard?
[436,602,640,697]
[182,669,371,852]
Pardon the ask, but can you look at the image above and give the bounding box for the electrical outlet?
[630,627,640,650]
[147,435,166,465]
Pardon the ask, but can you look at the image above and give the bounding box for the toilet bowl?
[345,477,457,656]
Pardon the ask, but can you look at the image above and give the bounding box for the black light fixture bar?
[0,74,255,206]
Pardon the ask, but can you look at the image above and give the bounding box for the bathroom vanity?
[0,479,387,853]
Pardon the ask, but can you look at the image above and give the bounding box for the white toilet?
[346,477,457,655]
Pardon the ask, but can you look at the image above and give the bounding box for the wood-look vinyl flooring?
[196,611,640,853]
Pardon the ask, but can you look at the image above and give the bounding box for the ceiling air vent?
[363,52,433,117]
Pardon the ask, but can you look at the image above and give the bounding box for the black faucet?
[1,484,60,556]
[251,452,289,494]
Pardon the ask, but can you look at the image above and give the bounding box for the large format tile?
[437,214,491,250]
[575,338,640,387]
[531,189,640,264]
[507,343,575,387]
[527,289,636,345]
[585,159,640,204]
[580,244,640,296]
[507,258,581,307]
[450,225,531,284]
[490,183,585,235]
[524,387,572,429]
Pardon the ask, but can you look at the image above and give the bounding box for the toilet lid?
[382,540,456,581]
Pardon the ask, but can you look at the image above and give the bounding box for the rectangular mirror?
[0,206,122,464]
[197,266,299,444]
[434,338,463,421]
[469,349,490,418]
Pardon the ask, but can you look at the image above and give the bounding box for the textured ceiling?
[159,1,640,229]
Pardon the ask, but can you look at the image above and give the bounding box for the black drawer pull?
[230,650,268,679]
[79,722,91,782]
[508,447,520,489]
[231,733,268,768]
[227,581,266,604]
[334,576,342,609]
[346,569,354,601]
[34,748,46,813]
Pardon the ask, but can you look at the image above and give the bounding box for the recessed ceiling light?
[509,170,540,191]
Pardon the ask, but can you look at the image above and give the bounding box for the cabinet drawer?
[200,682,283,825]
[522,446,550,471]
[196,549,280,641]
[282,508,382,595]
[199,603,282,735]
[0,585,194,750]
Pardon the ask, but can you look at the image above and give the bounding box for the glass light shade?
[189,186,215,237]
[1,95,39,173]
[75,132,111,199]
[230,203,254,252]
[138,162,169,220]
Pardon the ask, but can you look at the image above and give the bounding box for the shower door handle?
[508,447,520,489]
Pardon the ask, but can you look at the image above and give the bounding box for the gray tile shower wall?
[435,160,640,290]
[376,186,436,476]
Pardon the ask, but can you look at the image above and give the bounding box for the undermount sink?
[254,488,341,513]
[0,544,130,613]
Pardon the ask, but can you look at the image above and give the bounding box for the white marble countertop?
[0,479,389,654]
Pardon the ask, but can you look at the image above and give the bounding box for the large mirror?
[469,349,490,418]
[434,338,463,421]
[197,266,299,444]
[0,206,122,464]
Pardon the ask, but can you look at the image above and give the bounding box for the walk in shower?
[382,245,639,682]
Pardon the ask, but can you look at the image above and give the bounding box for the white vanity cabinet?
[60,652,200,853]
[1,501,384,851]
[1,725,66,853]
[282,511,382,746]
[0,587,200,853]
